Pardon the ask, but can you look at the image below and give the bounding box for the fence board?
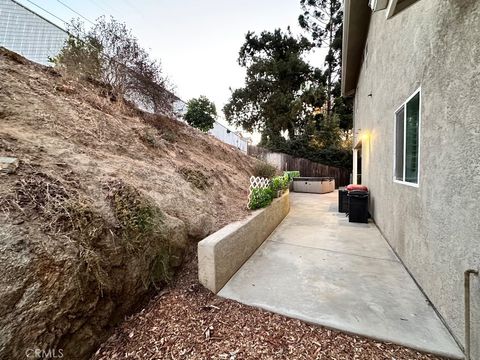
[248,145,351,187]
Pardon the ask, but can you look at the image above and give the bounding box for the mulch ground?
[92,251,446,360]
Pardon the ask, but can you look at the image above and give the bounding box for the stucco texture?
[352,1,480,358]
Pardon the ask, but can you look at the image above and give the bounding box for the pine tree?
[223,29,323,143]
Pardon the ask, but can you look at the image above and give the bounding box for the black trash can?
[338,187,349,213]
[348,190,369,223]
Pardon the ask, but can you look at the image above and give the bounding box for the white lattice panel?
[247,176,270,208]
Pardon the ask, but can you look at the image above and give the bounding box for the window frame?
[392,87,421,188]
[386,0,419,19]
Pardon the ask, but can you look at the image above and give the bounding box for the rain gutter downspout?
[465,269,479,360]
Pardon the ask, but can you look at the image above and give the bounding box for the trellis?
[247,176,270,209]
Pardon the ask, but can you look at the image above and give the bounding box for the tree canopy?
[299,0,352,130]
[223,4,353,169]
[223,29,325,143]
[185,96,217,132]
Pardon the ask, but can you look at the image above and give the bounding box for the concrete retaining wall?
[198,191,290,293]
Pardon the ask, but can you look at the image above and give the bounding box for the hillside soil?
[0,48,256,359]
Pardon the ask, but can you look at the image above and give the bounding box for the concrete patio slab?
[218,192,463,359]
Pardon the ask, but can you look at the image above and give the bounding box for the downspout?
[465,269,479,360]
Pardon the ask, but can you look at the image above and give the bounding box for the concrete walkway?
[219,192,463,359]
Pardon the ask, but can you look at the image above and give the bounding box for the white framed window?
[386,0,420,18]
[393,88,421,187]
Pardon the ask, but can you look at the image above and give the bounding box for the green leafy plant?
[281,175,290,190]
[270,177,283,192]
[252,162,277,178]
[248,187,274,210]
[270,175,290,194]
[284,171,300,182]
[185,95,217,132]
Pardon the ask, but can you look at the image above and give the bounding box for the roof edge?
[341,0,371,97]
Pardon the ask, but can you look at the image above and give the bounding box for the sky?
[17,0,326,140]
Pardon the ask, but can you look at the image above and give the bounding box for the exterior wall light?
[360,131,370,142]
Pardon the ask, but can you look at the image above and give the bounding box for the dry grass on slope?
[0,47,257,236]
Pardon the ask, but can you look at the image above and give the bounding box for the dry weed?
[106,180,174,287]
[2,171,111,291]
[178,167,211,190]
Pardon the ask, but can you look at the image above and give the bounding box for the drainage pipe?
[465,268,478,360]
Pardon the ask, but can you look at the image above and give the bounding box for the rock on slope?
[0,48,257,359]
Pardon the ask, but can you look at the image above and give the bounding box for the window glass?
[405,93,420,183]
[394,90,420,185]
[395,107,404,181]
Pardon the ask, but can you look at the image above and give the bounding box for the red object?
[346,184,368,192]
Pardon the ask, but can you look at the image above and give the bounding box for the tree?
[299,0,353,134]
[52,17,172,114]
[224,23,352,169]
[185,96,217,132]
[299,0,343,116]
[50,20,102,79]
[223,29,323,143]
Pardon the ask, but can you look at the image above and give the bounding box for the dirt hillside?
[0,48,258,359]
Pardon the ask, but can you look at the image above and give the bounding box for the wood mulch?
[92,251,446,360]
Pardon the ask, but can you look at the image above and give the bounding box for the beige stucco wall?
[353,1,480,358]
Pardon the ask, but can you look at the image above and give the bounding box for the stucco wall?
[0,0,68,66]
[353,1,480,358]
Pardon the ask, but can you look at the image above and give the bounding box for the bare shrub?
[161,129,177,143]
[51,16,173,115]
[252,162,277,178]
[3,172,110,290]
[50,19,102,80]
[139,129,161,148]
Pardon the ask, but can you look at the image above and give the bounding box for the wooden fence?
[248,145,351,187]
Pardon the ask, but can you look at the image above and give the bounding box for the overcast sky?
[17,0,326,138]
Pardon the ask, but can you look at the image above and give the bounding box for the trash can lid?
[346,184,368,191]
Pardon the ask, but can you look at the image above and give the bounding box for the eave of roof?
[341,0,371,97]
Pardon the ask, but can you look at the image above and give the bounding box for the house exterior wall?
[209,121,248,153]
[352,1,480,358]
[0,0,67,66]
[174,100,248,153]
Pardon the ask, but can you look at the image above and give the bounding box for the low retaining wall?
[198,191,290,293]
